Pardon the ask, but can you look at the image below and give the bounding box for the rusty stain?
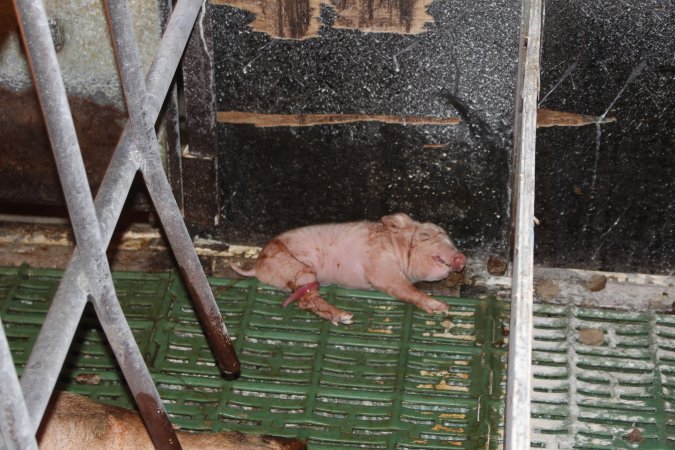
[438,413,466,420]
[537,108,617,128]
[134,393,182,449]
[431,424,464,433]
[217,111,461,127]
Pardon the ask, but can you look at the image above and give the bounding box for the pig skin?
[37,391,306,450]
[231,213,466,324]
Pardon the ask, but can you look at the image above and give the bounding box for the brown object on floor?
[585,274,608,292]
[578,328,604,346]
[38,391,306,450]
[486,255,508,276]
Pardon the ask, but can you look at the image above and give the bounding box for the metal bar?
[505,0,543,448]
[0,318,38,450]
[20,145,137,429]
[20,0,206,427]
[13,1,182,447]
[143,157,241,376]
[104,0,240,377]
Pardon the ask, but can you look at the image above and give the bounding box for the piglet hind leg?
[256,239,353,325]
[376,276,449,314]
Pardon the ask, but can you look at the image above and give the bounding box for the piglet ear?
[381,213,413,229]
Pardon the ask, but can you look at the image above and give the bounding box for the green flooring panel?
[0,266,507,449]
[1,266,674,448]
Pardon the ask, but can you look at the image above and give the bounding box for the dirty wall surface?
[535,0,675,273]
[0,0,161,206]
[207,0,521,255]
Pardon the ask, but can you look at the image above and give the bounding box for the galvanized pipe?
[505,0,542,448]
[13,0,182,447]
[0,318,38,450]
[20,0,205,428]
[104,0,240,377]
[143,157,241,376]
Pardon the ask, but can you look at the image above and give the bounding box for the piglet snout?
[451,253,467,271]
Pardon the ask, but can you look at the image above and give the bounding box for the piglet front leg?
[372,274,449,314]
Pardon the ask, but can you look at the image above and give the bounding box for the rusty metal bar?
[505,0,543,448]
[12,0,182,447]
[104,0,240,377]
[19,0,209,429]
[0,318,38,450]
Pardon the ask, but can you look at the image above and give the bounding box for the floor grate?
[2,265,673,448]
[0,266,507,449]
[531,303,675,449]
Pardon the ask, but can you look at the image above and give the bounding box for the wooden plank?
[210,0,434,39]
[217,111,461,127]
[536,108,616,128]
[506,0,543,448]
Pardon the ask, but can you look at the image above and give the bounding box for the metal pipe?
[505,0,542,448]
[0,319,38,450]
[13,1,182,447]
[104,0,240,377]
[143,156,241,376]
[19,0,205,427]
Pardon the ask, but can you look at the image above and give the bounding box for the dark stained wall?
[0,0,163,210]
[202,0,521,254]
[535,0,674,273]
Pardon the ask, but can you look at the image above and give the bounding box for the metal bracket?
[2,0,240,448]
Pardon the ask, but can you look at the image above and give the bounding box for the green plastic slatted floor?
[0,266,507,449]
[1,266,674,448]
[531,304,675,449]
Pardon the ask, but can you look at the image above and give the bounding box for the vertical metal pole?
[0,319,38,450]
[12,1,182,447]
[19,0,207,428]
[505,0,543,448]
[103,0,240,377]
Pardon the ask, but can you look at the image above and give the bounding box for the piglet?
[230,213,466,325]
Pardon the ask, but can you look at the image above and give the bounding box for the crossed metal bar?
[2,0,240,447]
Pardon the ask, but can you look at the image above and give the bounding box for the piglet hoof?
[331,311,354,326]
[297,291,354,326]
[419,298,450,314]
